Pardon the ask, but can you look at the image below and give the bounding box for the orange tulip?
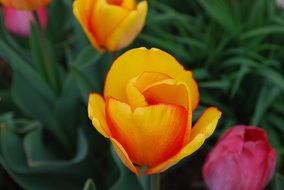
[73,0,148,52]
[0,0,51,10]
[88,48,222,175]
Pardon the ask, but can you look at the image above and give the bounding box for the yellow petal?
[73,0,103,51]
[126,72,170,108]
[88,93,110,137]
[145,107,222,174]
[110,137,140,176]
[106,0,122,5]
[190,107,222,139]
[141,78,192,145]
[105,1,148,51]
[135,72,171,90]
[106,98,189,167]
[126,77,148,108]
[121,0,136,10]
[145,134,206,174]
[104,48,199,110]
[126,72,192,145]
[91,0,129,47]
[142,79,190,109]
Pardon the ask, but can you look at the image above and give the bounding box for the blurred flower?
[277,0,284,9]
[203,125,276,190]
[73,0,148,52]
[0,0,51,10]
[3,6,47,37]
[88,47,222,175]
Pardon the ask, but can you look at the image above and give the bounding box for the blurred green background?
[0,0,283,189]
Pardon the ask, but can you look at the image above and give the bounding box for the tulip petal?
[145,134,206,174]
[88,93,110,138]
[142,79,190,109]
[105,1,147,51]
[121,0,136,10]
[110,137,140,175]
[126,72,170,108]
[73,0,102,51]
[190,107,222,140]
[4,7,47,37]
[4,7,34,36]
[104,47,199,110]
[1,0,50,10]
[92,0,129,47]
[126,77,148,109]
[145,107,221,174]
[106,98,188,167]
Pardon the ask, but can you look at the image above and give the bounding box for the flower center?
[106,0,123,5]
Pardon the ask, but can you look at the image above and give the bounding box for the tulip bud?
[73,0,148,52]
[1,0,51,11]
[203,126,277,190]
[277,0,284,9]
[3,6,47,37]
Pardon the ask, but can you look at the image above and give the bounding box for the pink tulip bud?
[203,125,276,190]
[3,6,47,37]
[277,0,284,9]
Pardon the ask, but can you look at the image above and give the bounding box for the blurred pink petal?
[277,0,284,9]
[3,6,47,37]
[203,125,277,190]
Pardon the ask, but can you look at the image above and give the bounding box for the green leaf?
[198,0,239,33]
[53,75,81,142]
[0,40,56,103]
[70,66,97,103]
[110,147,143,190]
[0,114,98,190]
[256,68,284,92]
[247,0,267,28]
[0,40,56,127]
[241,26,284,39]
[29,23,60,94]
[275,173,284,190]
[83,179,97,190]
[267,114,284,134]
[11,70,54,127]
[230,66,249,98]
[72,46,102,69]
[251,86,280,125]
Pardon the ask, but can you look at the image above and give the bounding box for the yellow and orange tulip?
[0,0,51,10]
[88,47,222,175]
[73,0,148,52]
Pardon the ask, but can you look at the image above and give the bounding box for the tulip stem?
[32,11,40,26]
[150,174,160,190]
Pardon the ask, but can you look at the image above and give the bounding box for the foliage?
[0,0,283,189]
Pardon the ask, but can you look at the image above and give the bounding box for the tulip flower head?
[0,0,51,10]
[203,125,277,190]
[73,0,148,52]
[277,0,284,9]
[88,47,222,175]
[3,6,47,37]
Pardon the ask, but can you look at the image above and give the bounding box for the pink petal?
[3,6,47,37]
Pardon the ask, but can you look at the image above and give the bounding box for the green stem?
[151,174,160,190]
[32,11,40,25]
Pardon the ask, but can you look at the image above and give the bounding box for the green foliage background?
[0,0,283,189]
